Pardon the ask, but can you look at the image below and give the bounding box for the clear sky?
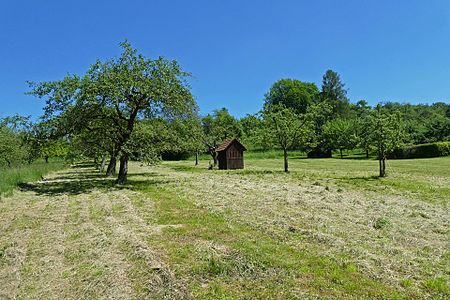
[1,0,450,119]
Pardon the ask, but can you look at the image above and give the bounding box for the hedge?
[389,142,450,159]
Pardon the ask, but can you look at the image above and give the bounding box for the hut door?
[227,145,242,169]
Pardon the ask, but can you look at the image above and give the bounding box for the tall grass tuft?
[0,159,66,196]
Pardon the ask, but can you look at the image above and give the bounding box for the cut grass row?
[131,178,411,298]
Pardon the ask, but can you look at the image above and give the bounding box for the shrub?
[389,142,450,159]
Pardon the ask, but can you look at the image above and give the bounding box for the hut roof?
[216,138,247,152]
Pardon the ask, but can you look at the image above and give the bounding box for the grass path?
[0,166,191,300]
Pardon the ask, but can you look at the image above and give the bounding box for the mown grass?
[171,154,450,205]
[191,148,372,162]
[1,154,448,299]
[156,155,449,298]
[132,182,407,299]
[0,159,66,196]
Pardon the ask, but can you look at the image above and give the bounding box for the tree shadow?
[340,175,380,182]
[18,166,172,196]
[339,156,376,160]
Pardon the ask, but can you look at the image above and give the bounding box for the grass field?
[0,159,66,196]
[0,156,448,299]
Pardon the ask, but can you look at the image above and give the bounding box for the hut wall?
[225,144,244,169]
[218,151,227,169]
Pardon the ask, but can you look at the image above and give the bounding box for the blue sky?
[1,0,450,119]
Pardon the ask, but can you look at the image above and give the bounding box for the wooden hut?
[216,138,247,170]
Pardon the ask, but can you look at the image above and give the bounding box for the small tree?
[263,104,314,172]
[354,101,372,158]
[0,125,27,167]
[323,118,357,158]
[369,104,405,177]
[201,108,242,167]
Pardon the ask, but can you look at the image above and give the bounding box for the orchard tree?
[264,79,319,114]
[239,113,266,150]
[354,101,372,158]
[369,104,405,177]
[172,116,204,165]
[202,108,242,167]
[29,41,197,183]
[263,104,315,172]
[0,125,26,167]
[323,118,357,158]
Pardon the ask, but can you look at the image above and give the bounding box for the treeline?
[0,115,69,168]
[206,72,450,153]
[1,42,449,182]
[198,70,449,175]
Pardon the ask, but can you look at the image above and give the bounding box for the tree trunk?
[213,153,217,167]
[44,156,49,163]
[379,145,386,177]
[100,156,106,172]
[340,148,343,159]
[94,157,99,169]
[366,149,369,159]
[106,156,117,176]
[195,151,199,166]
[379,156,386,177]
[117,154,129,184]
[283,148,289,173]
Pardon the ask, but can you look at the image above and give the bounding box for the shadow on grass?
[18,166,172,196]
[338,175,381,184]
[339,156,376,160]
[70,162,97,168]
[167,165,207,172]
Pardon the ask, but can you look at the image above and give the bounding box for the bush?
[389,142,450,159]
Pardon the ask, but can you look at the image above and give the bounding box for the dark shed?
[216,138,247,170]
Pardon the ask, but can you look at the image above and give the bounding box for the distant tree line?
[1,43,449,180]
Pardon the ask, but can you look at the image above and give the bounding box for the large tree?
[320,69,350,117]
[264,79,319,114]
[29,41,197,183]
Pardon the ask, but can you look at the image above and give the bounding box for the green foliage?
[202,108,243,146]
[28,40,197,182]
[390,142,450,159]
[383,102,450,144]
[264,79,319,114]
[323,118,357,157]
[320,69,350,117]
[262,104,314,151]
[0,125,27,167]
[239,113,266,150]
[370,105,406,155]
[262,103,316,171]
